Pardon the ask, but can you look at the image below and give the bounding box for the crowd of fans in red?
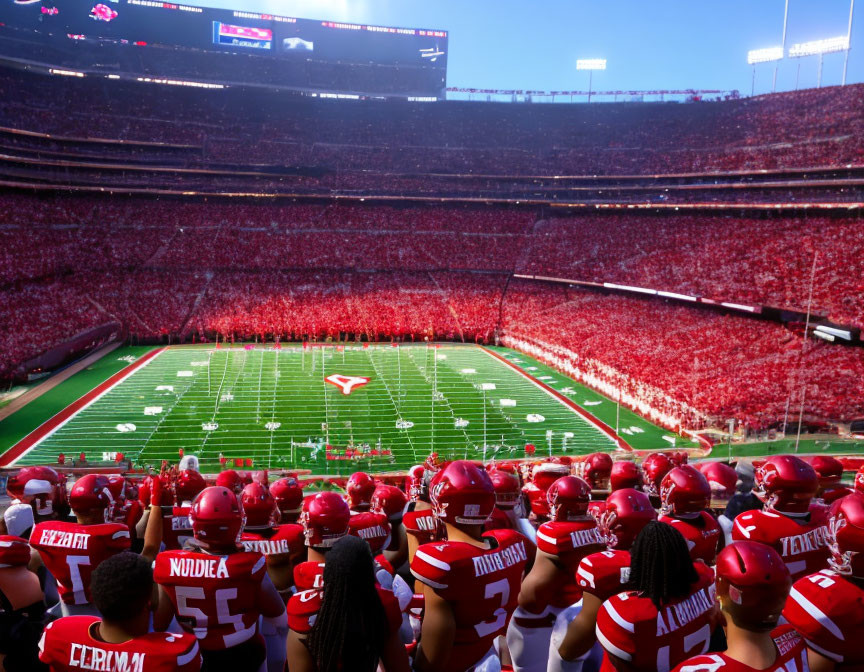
[2,193,863,430]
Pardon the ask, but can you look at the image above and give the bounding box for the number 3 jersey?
[153,549,267,651]
[595,561,718,672]
[39,616,201,672]
[411,528,530,672]
[30,521,131,605]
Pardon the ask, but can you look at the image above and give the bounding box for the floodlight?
[577,59,606,70]
[789,36,849,58]
[747,46,783,64]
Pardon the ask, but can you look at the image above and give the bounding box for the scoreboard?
[0,0,448,99]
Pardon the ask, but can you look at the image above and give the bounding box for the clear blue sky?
[198,0,862,95]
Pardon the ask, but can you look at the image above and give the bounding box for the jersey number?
[175,586,248,647]
[656,624,711,672]
[67,555,91,604]
[474,579,510,639]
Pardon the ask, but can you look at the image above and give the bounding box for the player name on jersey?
[355,525,388,541]
[168,556,230,579]
[241,538,293,555]
[779,526,828,557]
[656,584,716,636]
[36,529,92,550]
[568,527,603,549]
[473,540,528,578]
[67,644,145,672]
[171,517,192,531]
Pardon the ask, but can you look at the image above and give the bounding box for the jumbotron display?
[0,0,448,98]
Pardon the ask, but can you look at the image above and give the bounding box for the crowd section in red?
[1,194,863,430]
[1,71,863,175]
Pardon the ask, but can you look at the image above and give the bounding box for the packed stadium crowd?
[1,451,862,672]
[1,71,862,176]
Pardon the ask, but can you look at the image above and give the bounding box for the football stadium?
[1,1,864,671]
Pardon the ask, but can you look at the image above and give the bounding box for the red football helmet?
[669,451,689,467]
[489,470,521,510]
[346,472,377,511]
[698,462,738,500]
[855,465,864,494]
[610,461,642,492]
[716,541,791,632]
[641,453,674,496]
[190,486,244,547]
[430,460,495,526]
[828,492,864,579]
[408,465,426,502]
[6,466,66,515]
[660,465,711,516]
[175,469,207,503]
[598,488,657,550]
[371,484,408,521]
[241,482,277,528]
[807,456,844,484]
[532,462,570,491]
[583,453,613,489]
[754,455,818,514]
[215,470,243,494]
[270,477,304,515]
[300,491,351,548]
[69,474,115,518]
[547,476,591,522]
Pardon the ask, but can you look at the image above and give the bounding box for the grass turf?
[8,343,687,473]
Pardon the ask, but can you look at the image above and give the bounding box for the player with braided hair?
[286,535,408,672]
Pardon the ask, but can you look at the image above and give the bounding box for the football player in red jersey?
[370,483,409,571]
[39,552,201,672]
[411,460,530,672]
[806,455,852,504]
[579,453,613,491]
[697,461,738,508]
[0,534,46,672]
[556,488,657,672]
[641,452,674,501]
[137,468,208,551]
[6,465,68,522]
[659,466,722,564]
[673,541,804,672]
[286,535,409,672]
[509,476,604,672]
[346,471,377,512]
[152,486,286,672]
[782,491,864,671]
[30,474,133,616]
[486,469,522,531]
[404,463,442,564]
[595,521,720,672]
[732,455,830,580]
[610,460,642,492]
[239,481,304,672]
[215,470,243,495]
[270,476,304,524]
[524,462,571,523]
[292,491,352,594]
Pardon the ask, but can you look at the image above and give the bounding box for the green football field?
[4,344,696,473]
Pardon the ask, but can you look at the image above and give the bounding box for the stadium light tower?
[576,58,606,102]
[747,46,783,96]
[843,0,855,85]
[789,35,850,88]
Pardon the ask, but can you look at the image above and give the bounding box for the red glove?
[150,474,165,508]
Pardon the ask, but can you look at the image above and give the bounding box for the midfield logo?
[325,374,371,395]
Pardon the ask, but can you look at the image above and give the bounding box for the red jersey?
[659,512,722,565]
[30,521,131,605]
[536,519,605,607]
[348,511,391,554]
[576,550,632,602]
[287,584,401,635]
[783,569,864,667]
[732,505,830,580]
[485,507,513,531]
[240,524,304,559]
[162,506,194,551]
[153,549,267,651]
[596,562,718,672]
[672,625,807,672]
[293,561,325,591]
[411,528,530,672]
[403,505,440,545]
[39,616,200,672]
